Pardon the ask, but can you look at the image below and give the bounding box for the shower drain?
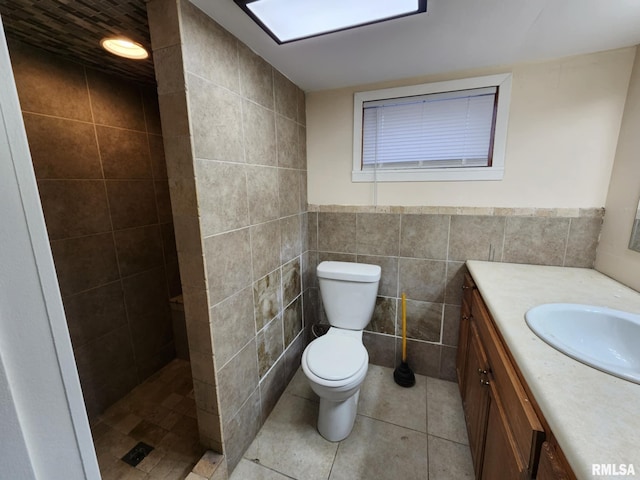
[121,441,154,467]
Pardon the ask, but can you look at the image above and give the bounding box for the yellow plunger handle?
[401,293,407,362]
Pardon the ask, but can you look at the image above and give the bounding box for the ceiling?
[2,1,640,91]
[194,0,640,91]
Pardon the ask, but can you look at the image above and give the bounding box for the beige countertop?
[466,261,640,480]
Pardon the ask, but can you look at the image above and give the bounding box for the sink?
[525,303,640,384]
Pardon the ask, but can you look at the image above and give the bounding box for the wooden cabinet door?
[456,303,471,397]
[481,381,528,480]
[537,442,573,480]
[462,321,490,478]
[457,274,475,398]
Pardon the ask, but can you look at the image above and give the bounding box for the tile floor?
[90,359,206,479]
[230,364,474,480]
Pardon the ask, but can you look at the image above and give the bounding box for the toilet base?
[317,389,360,442]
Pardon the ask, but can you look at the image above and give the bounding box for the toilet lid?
[306,335,367,381]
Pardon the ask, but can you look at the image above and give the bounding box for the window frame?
[352,73,512,182]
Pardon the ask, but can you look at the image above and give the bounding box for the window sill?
[351,167,504,182]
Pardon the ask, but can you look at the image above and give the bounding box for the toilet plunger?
[394,293,415,387]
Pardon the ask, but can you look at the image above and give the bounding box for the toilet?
[302,261,381,442]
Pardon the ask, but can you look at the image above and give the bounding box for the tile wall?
[306,205,604,380]
[8,40,180,419]
[147,0,311,470]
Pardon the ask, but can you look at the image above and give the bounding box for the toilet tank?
[317,261,381,330]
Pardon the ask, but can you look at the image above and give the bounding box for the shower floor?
[90,359,205,479]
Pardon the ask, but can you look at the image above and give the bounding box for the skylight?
[235,0,427,44]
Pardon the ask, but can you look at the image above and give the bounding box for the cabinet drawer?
[472,289,544,473]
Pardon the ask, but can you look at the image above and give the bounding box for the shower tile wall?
[148,0,311,470]
[8,40,180,419]
[306,206,604,380]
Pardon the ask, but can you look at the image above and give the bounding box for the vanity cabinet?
[458,275,549,479]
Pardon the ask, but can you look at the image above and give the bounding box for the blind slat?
[362,87,497,168]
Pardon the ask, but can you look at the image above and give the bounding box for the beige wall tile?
[399,258,446,303]
[181,1,239,92]
[276,115,298,168]
[282,258,301,307]
[243,100,276,166]
[158,92,191,137]
[317,212,356,253]
[195,160,249,236]
[250,220,281,280]
[278,168,301,217]
[283,297,302,348]
[356,255,398,298]
[503,217,570,266]
[367,296,396,335]
[210,287,255,368]
[204,228,252,305]
[280,214,302,264]
[259,358,287,422]
[357,213,400,257]
[188,74,243,162]
[400,214,449,260]
[402,300,443,342]
[217,339,259,421]
[222,388,261,471]
[398,339,440,377]
[164,135,195,180]
[147,0,182,50]
[246,165,279,224]
[363,332,395,368]
[239,44,274,109]
[253,269,283,332]
[257,315,284,377]
[153,45,185,96]
[274,70,298,121]
[448,215,505,262]
[193,380,218,415]
[565,217,602,267]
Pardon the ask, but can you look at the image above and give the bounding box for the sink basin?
[525,303,640,384]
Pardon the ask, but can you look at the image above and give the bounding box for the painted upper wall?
[596,47,640,291]
[307,48,635,208]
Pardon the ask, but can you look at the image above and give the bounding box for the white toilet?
[302,261,381,442]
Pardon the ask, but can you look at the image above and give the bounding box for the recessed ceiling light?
[100,37,149,60]
[235,0,427,44]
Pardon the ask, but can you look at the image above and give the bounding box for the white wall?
[307,48,635,208]
[0,19,99,479]
[596,47,640,291]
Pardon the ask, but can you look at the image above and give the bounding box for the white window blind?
[362,86,497,170]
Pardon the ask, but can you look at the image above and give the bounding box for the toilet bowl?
[302,261,380,442]
[302,328,369,441]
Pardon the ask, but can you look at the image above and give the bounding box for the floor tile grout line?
[355,412,429,436]
[426,432,471,448]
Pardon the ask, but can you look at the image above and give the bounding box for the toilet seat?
[306,335,367,381]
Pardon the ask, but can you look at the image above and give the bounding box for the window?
[352,74,512,182]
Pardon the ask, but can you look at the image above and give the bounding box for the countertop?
[466,261,640,480]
